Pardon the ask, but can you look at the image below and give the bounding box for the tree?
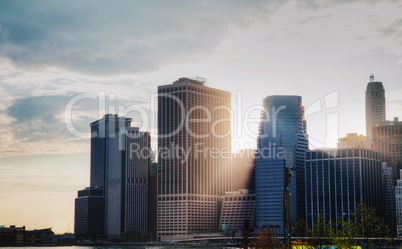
[309,215,331,248]
[295,218,308,238]
[294,219,308,249]
[329,200,392,249]
[331,218,359,249]
[354,200,391,249]
[252,227,282,249]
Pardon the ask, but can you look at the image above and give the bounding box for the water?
[3,246,238,249]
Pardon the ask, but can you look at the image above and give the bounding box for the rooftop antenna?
[370,74,374,82]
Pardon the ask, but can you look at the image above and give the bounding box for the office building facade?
[157,77,231,240]
[107,127,151,239]
[337,133,366,149]
[305,148,382,229]
[74,187,106,239]
[148,162,158,241]
[396,170,402,237]
[75,114,132,239]
[255,95,308,235]
[382,163,396,234]
[219,189,256,232]
[75,114,151,240]
[372,117,402,163]
[89,114,132,188]
[365,75,386,148]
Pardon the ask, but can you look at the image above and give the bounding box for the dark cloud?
[6,94,152,142]
[0,0,282,76]
[1,0,399,76]
[298,13,334,25]
[6,95,74,141]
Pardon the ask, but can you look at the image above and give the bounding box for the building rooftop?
[379,117,401,126]
[173,77,205,86]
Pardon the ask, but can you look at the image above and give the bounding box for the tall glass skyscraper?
[255,95,308,235]
[75,114,150,240]
[89,114,132,188]
[75,114,132,240]
[107,127,151,239]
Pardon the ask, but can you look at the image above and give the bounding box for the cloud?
[296,0,398,10]
[6,93,150,141]
[387,89,402,107]
[6,95,74,142]
[298,13,334,25]
[377,18,402,37]
[0,0,283,76]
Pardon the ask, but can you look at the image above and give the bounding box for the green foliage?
[331,218,359,249]
[308,215,332,248]
[353,200,392,248]
[303,201,393,249]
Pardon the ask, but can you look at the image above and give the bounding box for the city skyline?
[0,0,402,234]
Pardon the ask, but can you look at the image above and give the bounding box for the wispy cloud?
[298,13,334,25]
[377,18,402,37]
[296,0,398,10]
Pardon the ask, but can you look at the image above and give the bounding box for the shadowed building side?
[231,149,256,192]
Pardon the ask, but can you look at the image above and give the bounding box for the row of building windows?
[158,86,229,99]
[158,196,219,201]
[307,149,381,160]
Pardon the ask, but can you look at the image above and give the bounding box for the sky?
[0,0,402,234]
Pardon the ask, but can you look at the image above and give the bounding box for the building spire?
[370,74,374,82]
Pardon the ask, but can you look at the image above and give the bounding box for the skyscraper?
[365,74,386,149]
[148,161,158,241]
[382,162,396,235]
[75,114,132,239]
[157,77,231,240]
[255,95,308,235]
[107,127,151,239]
[396,170,402,237]
[89,114,132,188]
